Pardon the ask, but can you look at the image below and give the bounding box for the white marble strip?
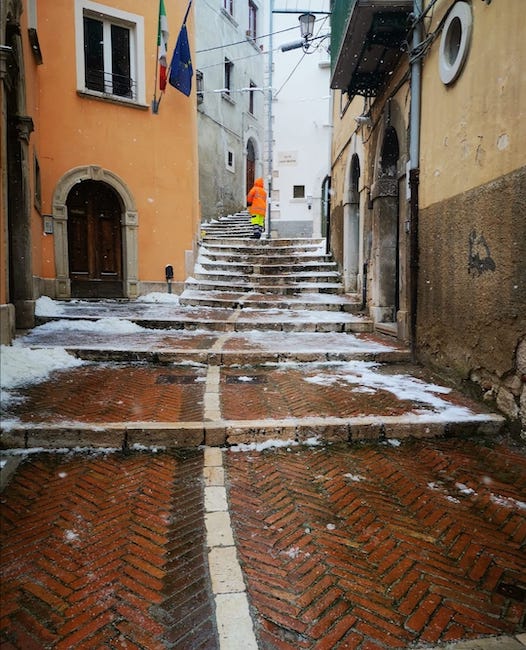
[203,447,258,650]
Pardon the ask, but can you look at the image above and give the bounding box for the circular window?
[439,1,472,85]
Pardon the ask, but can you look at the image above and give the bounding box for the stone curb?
[66,348,411,365]
[0,413,506,450]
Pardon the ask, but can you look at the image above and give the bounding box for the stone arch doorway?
[66,180,123,298]
[371,125,400,324]
[52,166,139,299]
[246,139,256,196]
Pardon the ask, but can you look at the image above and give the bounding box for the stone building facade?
[329,0,525,433]
[1,0,200,343]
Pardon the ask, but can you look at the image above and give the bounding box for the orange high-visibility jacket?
[246,178,267,217]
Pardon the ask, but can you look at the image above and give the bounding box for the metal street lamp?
[298,13,316,40]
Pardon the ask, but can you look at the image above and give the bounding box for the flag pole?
[166,0,192,82]
[152,0,164,114]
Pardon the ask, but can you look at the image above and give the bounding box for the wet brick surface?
[2,365,207,424]
[220,364,486,421]
[0,449,217,649]
[225,437,526,649]
[1,438,524,649]
[1,361,490,428]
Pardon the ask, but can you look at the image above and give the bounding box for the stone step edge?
[35,317,374,333]
[64,348,411,364]
[1,414,506,450]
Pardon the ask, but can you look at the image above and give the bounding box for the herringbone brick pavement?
[225,438,526,649]
[220,365,480,420]
[2,365,207,424]
[0,450,217,649]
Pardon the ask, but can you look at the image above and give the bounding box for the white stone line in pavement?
[204,366,222,421]
[210,333,233,352]
[203,447,258,650]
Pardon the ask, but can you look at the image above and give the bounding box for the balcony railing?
[85,69,137,101]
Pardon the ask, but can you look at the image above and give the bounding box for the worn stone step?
[184,277,344,294]
[192,271,341,284]
[202,239,325,251]
[199,252,333,265]
[179,289,362,313]
[198,260,338,273]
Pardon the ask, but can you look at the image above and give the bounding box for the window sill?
[221,91,236,105]
[220,8,238,27]
[77,89,149,110]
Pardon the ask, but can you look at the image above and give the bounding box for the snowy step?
[198,261,339,275]
[193,271,341,284]
[202,239,325,251]
[184,277,344,295]
[179,289,362,313]
[200,252,334,265]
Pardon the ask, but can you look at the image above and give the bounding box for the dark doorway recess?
[67,180,124,298]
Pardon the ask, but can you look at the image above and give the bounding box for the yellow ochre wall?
[419,0,526,208]
[36,0,199,286]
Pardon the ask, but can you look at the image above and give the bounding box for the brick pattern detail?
[220,366,473,421]
[225,439,526,649]
[0,450,218,649]
[3,365,207,424]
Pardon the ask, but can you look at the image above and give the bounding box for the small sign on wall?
[43,215,53,234]
[278,151,298,166]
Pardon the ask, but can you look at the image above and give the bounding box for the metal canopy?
[330,0,413,97]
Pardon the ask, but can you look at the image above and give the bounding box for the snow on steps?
[179,236,370,332]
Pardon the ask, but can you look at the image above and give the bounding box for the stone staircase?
[200,212,253,239]
[2,218,504,452]
[179,236,369,332]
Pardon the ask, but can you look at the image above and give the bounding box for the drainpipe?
[409,0,422,363]
[266,0,274,238]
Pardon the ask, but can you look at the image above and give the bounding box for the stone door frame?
[52,165,139,299]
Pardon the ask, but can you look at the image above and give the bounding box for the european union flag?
[169,24,193,96]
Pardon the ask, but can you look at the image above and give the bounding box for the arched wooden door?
[66,180,123,298]
[246,140,255,196]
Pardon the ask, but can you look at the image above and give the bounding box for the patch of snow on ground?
[344,473,365,482]
[229,436,321,453]
[303,360,475,419]
[35,296,65,316]
[230,439,297,452]
[1,345,85,395]
[136,292,180,304]
[490,494,526,510]
[455,482,476,496]
[18,318,147,336]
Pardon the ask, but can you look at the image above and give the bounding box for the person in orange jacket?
[246,177,267,239]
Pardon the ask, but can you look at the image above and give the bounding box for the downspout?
[409,0,422,363]
[266,0,274,237]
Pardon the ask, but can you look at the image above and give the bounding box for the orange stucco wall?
[35,0,199,284]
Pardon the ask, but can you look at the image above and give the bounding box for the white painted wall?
[195,0,266,219]
[269,2,332,238]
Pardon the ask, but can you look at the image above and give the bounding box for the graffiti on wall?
[468,230,496,276]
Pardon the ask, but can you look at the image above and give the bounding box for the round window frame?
[438,1,473,85]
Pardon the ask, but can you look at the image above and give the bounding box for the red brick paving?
[220,365,484,421]
[3,365,207,424]
[0,449,217,649]
[1,438,524,649]
[225,437,526,649]
[2,360,491,428]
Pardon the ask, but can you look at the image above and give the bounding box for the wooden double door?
[67,180,124,298]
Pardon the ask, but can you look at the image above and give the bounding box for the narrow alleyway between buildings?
[1,215,525,649]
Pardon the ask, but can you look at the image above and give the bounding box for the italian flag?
[158,0,169,91]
